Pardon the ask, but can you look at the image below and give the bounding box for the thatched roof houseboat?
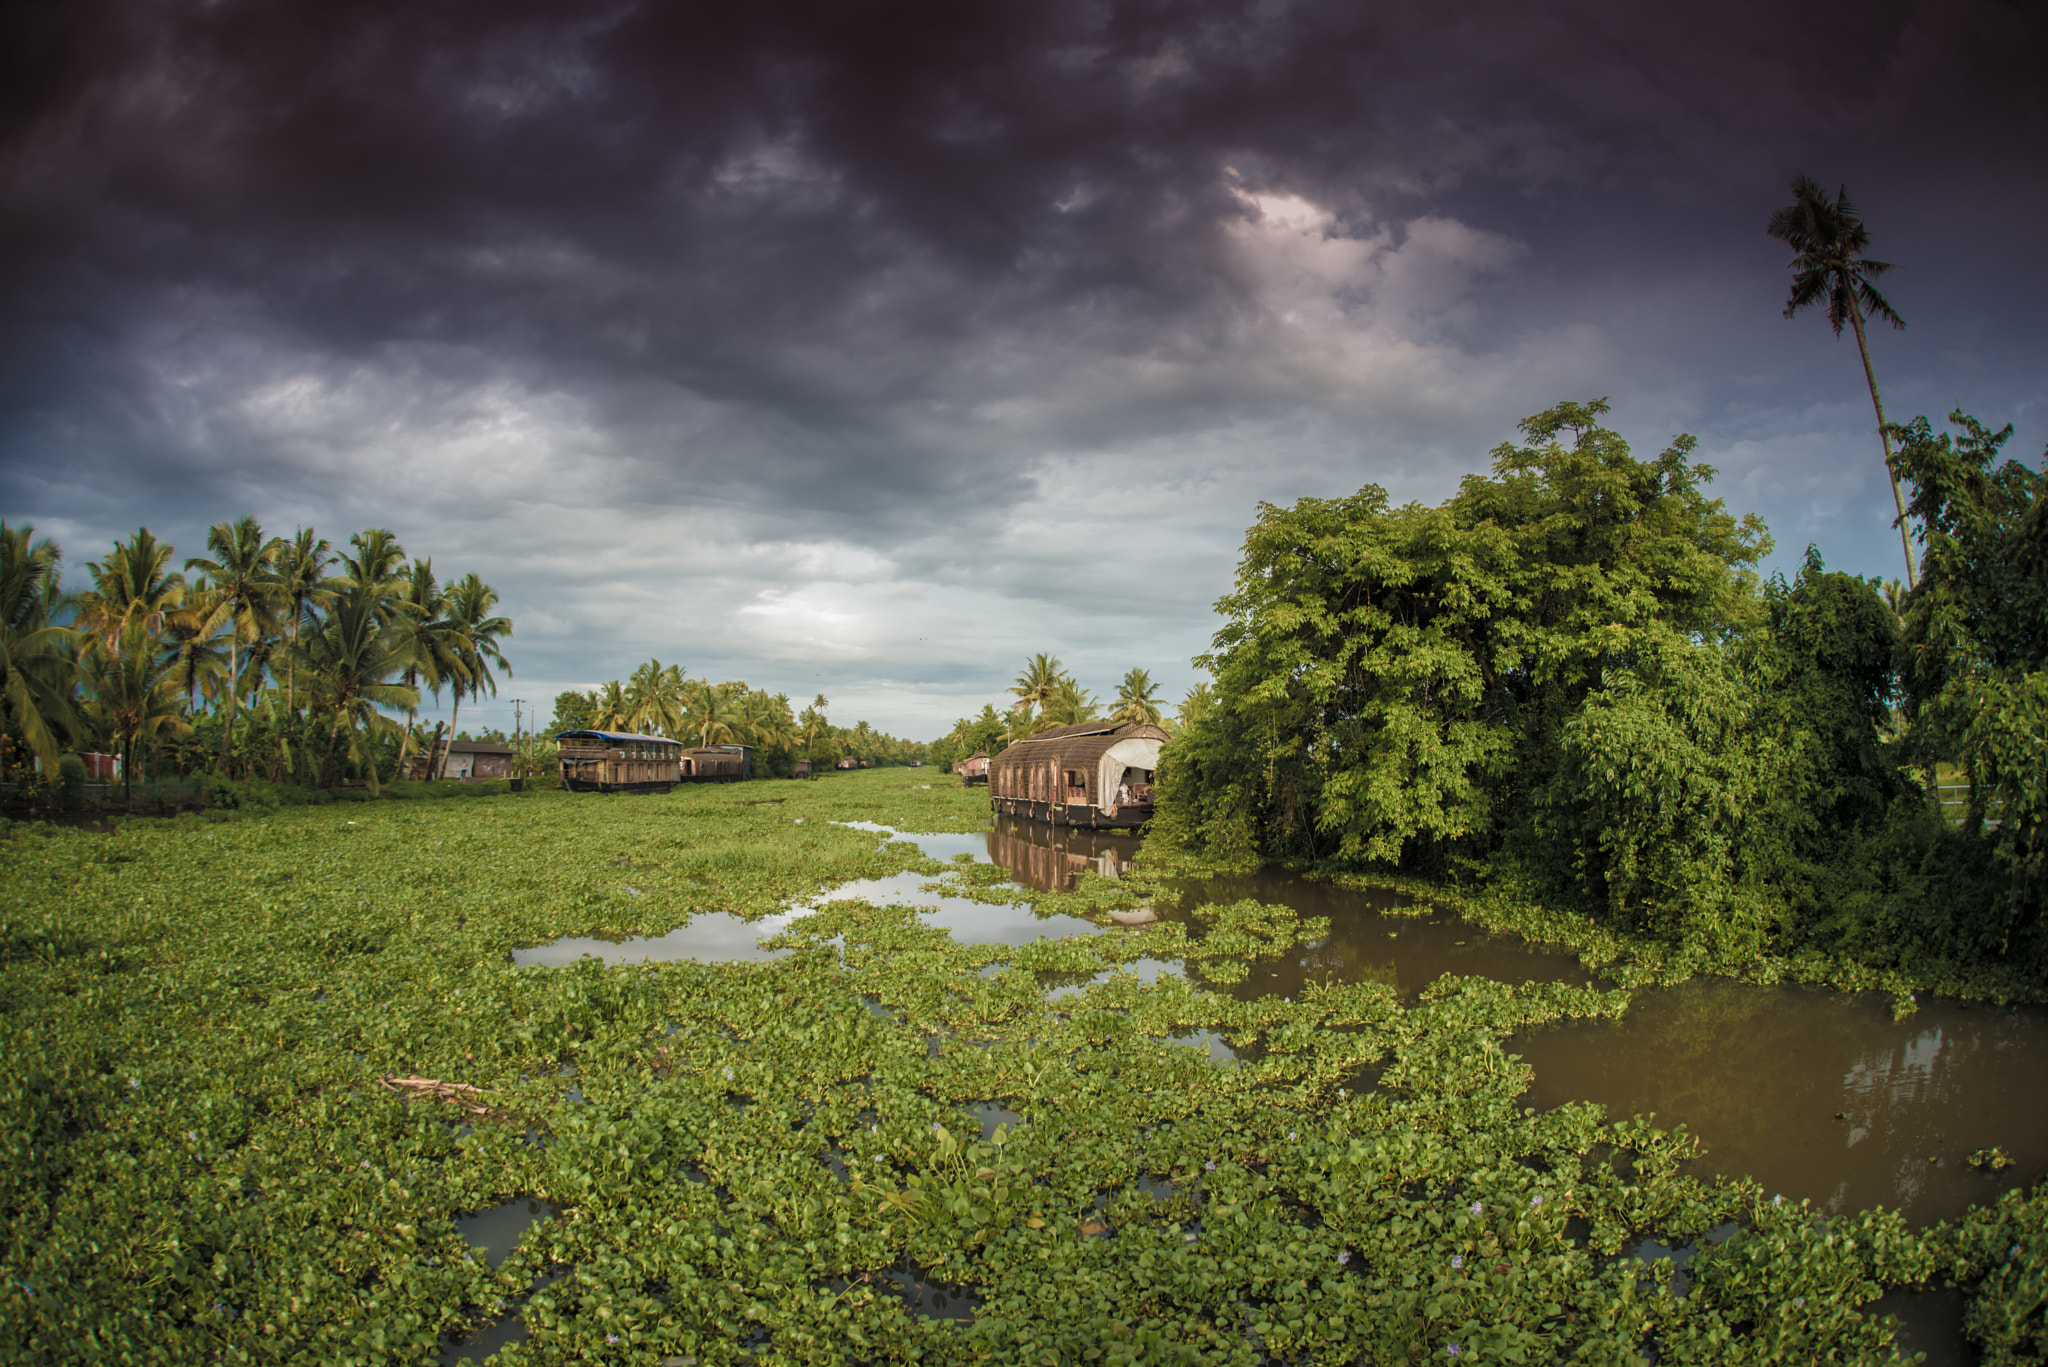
[957,751,989,786]
[987,719,1168,829]
[556,731,682,794]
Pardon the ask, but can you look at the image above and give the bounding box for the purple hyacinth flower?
[1451,1254,1463,1269]
[1469,1201,1483,1216]
[1336,1250,1351,1266]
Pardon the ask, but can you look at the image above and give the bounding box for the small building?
[679,745,749,783]
[957,751,989,786]
[987,720,1168,829]
[794,759,813,780]
[555,731,683,793]
[444,740,516,780]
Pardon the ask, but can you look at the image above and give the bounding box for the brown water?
[972,821,2048,1235]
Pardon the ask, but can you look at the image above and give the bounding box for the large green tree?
[1158,401,1806,955]
[1892,411,2048,962]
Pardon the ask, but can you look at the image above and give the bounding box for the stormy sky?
[4,0,2044,739]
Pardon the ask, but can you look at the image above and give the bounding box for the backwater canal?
[510,814,2043,1360]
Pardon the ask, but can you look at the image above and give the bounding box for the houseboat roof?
[555,730,677,745]
[989,719,1170,766]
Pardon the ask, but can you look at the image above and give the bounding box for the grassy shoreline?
[4,771,2041,1364]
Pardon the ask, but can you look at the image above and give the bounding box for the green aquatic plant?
[0,770,2036,1363]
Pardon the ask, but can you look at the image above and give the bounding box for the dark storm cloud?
[3,0,2044,732]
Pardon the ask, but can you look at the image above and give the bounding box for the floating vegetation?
[3,772,2041,1364]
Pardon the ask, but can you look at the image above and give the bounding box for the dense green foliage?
[1158,402,2043,988]
[4,772,2040,1363]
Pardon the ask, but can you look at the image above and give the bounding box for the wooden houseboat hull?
[992,797,1153,829]
[565,777,678,795]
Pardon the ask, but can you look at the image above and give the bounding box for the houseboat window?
[1065,769,1084,790]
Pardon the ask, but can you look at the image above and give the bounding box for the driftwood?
[380,1074,519,1121]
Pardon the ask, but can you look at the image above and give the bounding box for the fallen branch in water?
[380,1075,519,1121]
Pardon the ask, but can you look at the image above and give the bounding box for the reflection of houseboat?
[987,720,1167,829]
[680,745,750,782]
[556,731,682,793]
[986,819,1142,893]
[957,751,989,786]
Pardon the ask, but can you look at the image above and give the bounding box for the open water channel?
[479,815,2048,1364]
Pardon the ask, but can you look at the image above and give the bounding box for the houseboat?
[555,730,683,793]
[679,745,750,782]
[986,719,1167,829]
[956,751,990,786]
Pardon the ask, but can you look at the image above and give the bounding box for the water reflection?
[511,912,795,966]
[1513,981,2048,1227]
[986,820,1143,893]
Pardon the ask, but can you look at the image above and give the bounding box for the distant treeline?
[1159,401,2047,986]
[1,518,509,800]
[550,665,926,776]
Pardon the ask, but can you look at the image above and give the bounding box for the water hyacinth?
[0,771,2032,1364]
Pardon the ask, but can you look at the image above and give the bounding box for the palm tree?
[590,679,632,731]
[185,515,285,771]
[1037,675,1100,731]
[387,558,462,781]
[1174,681,1217,734]
[274,529,333,713]
[436,573,512,776]
[77,528,184,654]
[161,580,232,713]
[748,692,798,757]
[1010,653,1062,717]
[80,619,192,806]
[341,528,410,613]
[294,581,420,795]
[1113,667,1162,725]
[627,660,689,737]
[688,683,745,747]
[1768,175,1914,585]
[0,521,79,776]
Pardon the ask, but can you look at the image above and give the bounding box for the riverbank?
[4,771,2041,1364]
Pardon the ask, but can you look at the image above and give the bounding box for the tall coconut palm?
[341,528,410,612]
[436,573,512,776]
[274,528,333,713]
[627,660,689,737]
[80,619,193,805]
[294,580,419,795]
[0,521,79,775]
[1009,653,1062,717]
[387,558,463,781]
[590,679,632,731]
[1768,175,1914,585]
[743,690,797,754]
[1113,667,1162,725]
[78,528,184,653]
[686,683,745,747]
[162,580,232,713]
[1038,675,1099,731]
[185,515,285,771]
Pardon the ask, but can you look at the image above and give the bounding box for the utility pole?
[512,699,527,779]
